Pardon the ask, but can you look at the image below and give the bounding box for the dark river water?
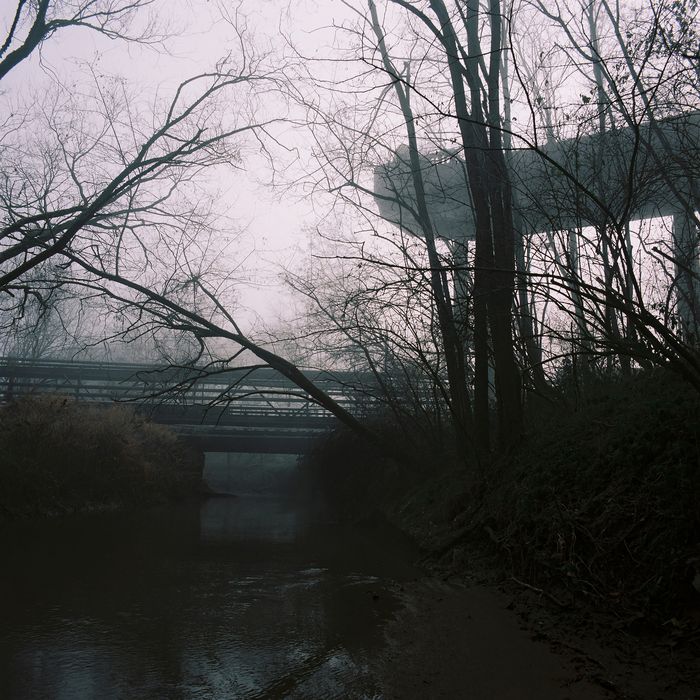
[0,495,418,699]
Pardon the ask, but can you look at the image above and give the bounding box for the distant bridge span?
[0,358,377,453]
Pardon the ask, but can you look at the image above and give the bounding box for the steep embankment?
[303,370,700,698]
[0,395,202,519]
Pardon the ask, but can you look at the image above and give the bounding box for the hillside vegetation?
[303,370,700,631]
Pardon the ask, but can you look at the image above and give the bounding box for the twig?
[511,575,570,608]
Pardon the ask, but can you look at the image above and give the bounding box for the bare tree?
[0,3,408,459]
[0,63,273,291]
[0,0,162,81]
[283,220,454,456]
[5,0,699,468]
[0,261,79,358]
[295,0,523,455]
[280,0,700,465]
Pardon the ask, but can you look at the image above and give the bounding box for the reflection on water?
[200,497,302,543]
[0,497,417,699]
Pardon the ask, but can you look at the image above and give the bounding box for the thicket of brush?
[302,369,700,629]
[0,395,202,519]
[472,371,700,626]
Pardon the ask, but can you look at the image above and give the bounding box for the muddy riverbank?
[372,572,700,700]
[302,372,700,698]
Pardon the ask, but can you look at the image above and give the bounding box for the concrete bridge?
[0,358,376,454]
[374,110,700,337]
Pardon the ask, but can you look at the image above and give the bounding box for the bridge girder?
[374,111,700,239]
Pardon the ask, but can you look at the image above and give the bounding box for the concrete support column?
[447,238,497,401]
[673,211,700,342]
[449,238,472,348]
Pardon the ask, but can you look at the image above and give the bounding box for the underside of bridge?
[178,431,325,455]
[374,111,700,237]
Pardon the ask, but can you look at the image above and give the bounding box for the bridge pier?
[674,210,700,341]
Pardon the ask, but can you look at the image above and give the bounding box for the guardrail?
[0,358,379,424]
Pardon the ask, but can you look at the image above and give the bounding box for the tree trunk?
[429,0,522,451]
[369,0,474,461]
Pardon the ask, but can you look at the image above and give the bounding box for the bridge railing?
[0,358,381,424]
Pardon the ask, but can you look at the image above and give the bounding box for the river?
[0,492,419,699]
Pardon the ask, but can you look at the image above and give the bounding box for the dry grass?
[0,395,202,518]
